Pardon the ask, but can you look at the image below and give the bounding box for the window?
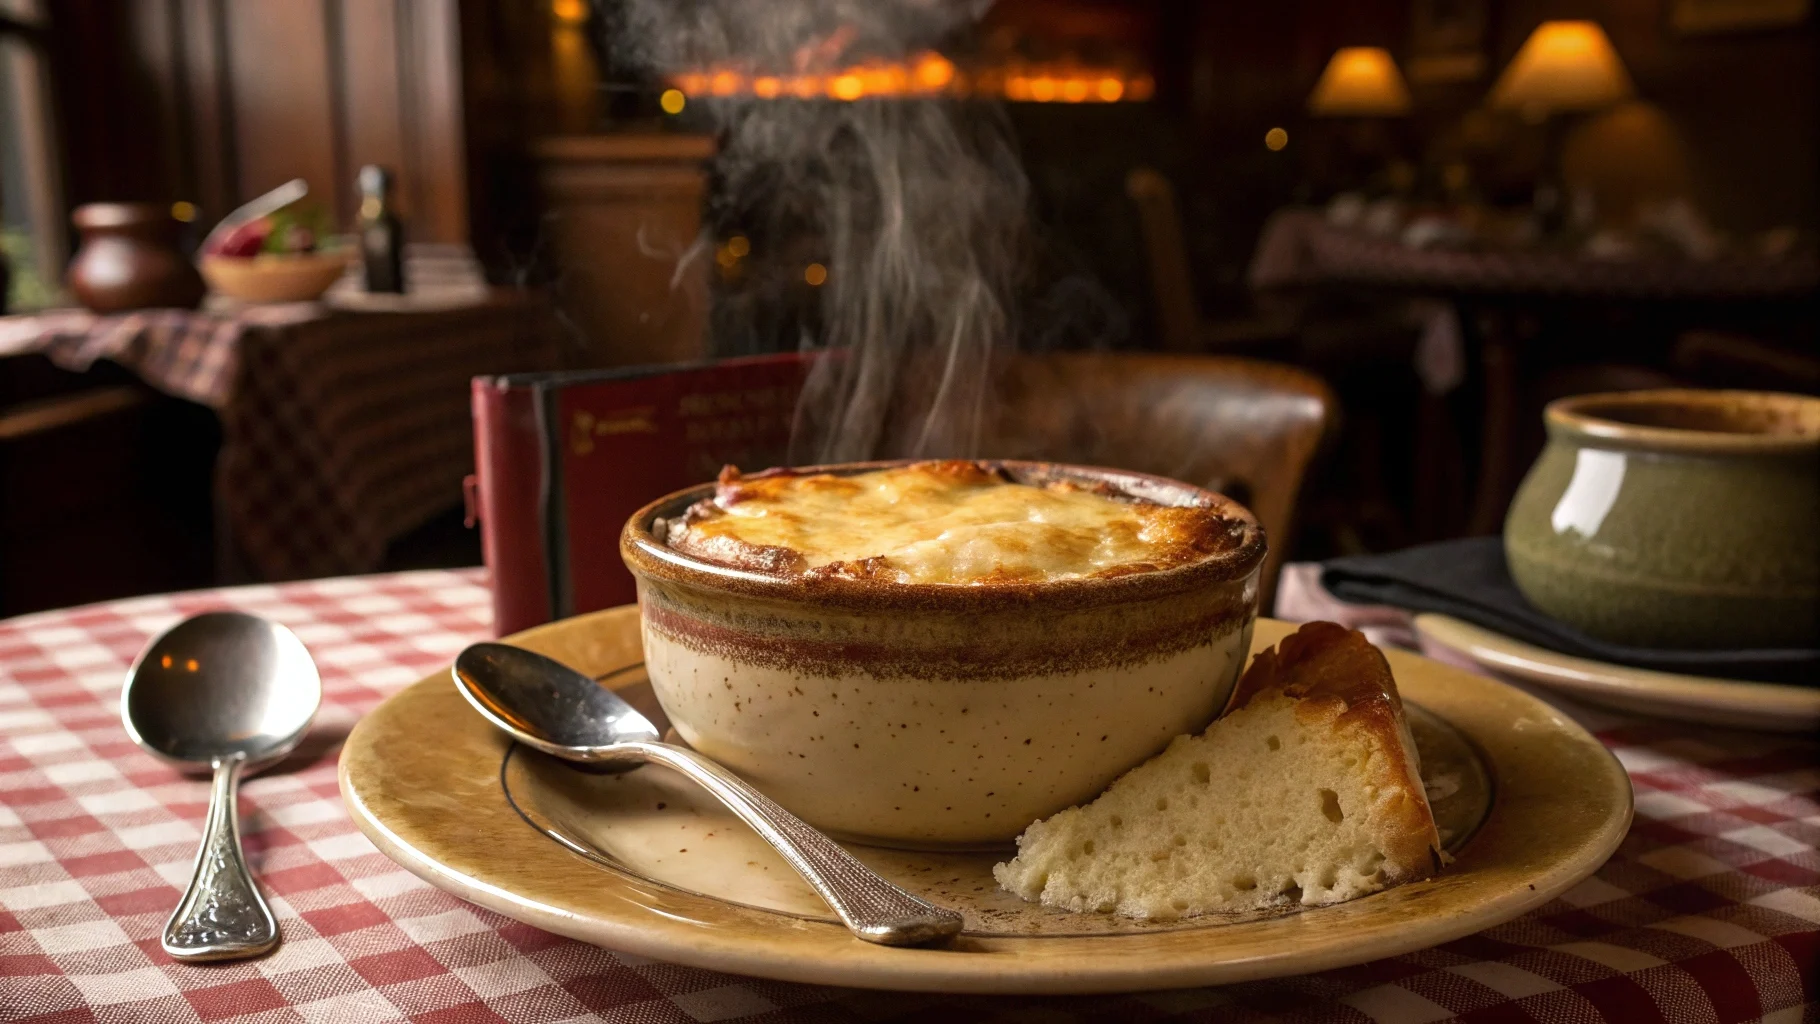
[1,0,62,311]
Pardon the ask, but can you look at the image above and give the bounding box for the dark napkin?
[1321,537,1819,686]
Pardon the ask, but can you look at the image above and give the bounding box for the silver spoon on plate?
[453,642,965,947]
[122,612,321,961]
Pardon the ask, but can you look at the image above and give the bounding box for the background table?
[0,284,561,583]
[2,570,1815,1023]
[1247,209,1820,301]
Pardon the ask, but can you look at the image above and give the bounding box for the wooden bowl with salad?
[199,204,350,303]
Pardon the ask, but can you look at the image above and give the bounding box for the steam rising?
[604,0,1030,462]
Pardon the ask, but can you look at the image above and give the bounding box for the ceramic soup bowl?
[620,461,1265,849]
[1505,389,1820,650]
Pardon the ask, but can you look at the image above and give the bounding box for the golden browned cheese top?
[663,461,1240,586]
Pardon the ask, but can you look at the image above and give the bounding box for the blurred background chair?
[1671,330,1820,395]
[987,351,1336,602]
[1125,168,1299,355]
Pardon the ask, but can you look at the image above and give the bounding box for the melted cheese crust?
[664,461,1234,585]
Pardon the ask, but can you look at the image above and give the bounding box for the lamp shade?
[1308,47,1413,117]
[1489,21,1634,118]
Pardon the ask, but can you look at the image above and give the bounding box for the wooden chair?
[984,352,1336,602]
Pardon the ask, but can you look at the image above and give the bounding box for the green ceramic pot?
[1505,389,1820,650]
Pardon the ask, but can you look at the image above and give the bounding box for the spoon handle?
[163,755,280,961]
[629,741,964,946]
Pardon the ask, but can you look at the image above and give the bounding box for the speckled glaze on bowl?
[620,460,1266,849]
[1505,390,1820,650]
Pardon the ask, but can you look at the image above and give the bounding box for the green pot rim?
[1545,389,1820,456]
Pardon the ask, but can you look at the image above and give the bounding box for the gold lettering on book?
[571,407,658,457]
[571,411,595,456]
[597,407,659,435]
[684,413,794,445]
[676,386,797,448]
[677,387,794,419]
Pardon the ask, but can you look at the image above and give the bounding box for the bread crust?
[1232,621,1444,881]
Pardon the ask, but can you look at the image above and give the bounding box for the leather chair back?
[985,352,1335,600]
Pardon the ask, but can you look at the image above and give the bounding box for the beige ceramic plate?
[340,611,1632,994]
[1415,613,1820,734]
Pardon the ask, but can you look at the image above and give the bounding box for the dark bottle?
[356,165,406,294]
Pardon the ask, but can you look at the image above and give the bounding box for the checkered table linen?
[2,571,1815,1023]
[0,293,561,582]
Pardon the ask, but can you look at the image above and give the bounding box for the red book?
[468,353,814,636]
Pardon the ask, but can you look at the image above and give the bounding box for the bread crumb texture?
[993,621,1444,919]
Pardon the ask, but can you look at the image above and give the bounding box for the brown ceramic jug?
[67,203,206,313]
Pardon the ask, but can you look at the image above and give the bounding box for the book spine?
[471,376,553,637]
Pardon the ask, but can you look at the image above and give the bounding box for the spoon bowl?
[123,612,321,961]
[125,612,321,768]
[454,642,659,756]
[453,642,964,946]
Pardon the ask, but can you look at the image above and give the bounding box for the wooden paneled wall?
[51,0,468,243]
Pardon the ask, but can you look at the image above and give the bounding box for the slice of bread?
[993,621,1444,919]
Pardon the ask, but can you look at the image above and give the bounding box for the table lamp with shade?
[1306,47,1413,197]
[1488,20,1634,229]
[1309,47,1413,118]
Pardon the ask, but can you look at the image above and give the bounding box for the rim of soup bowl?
[619,459,1267,614]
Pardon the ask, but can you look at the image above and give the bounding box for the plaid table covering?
[0,292,561,582]
[1,570,1815,1023]
[1248,208,1820,300]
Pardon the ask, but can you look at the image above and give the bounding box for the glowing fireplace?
[667,52,1155,105]
[655,0,1159,107]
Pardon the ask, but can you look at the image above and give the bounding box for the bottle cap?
[358,165,392,194]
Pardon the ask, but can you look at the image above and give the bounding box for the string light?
[1265,127,1289,151]
[170,201,197,222]
[804,263,828,286]
[660,89,686,114]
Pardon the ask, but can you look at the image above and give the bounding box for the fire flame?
[670,51,1153,103]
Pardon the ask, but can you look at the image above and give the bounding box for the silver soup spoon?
[452,643,965,947]
[123,612,321,961]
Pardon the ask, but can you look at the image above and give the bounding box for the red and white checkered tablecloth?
[2,570,1816,1023]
